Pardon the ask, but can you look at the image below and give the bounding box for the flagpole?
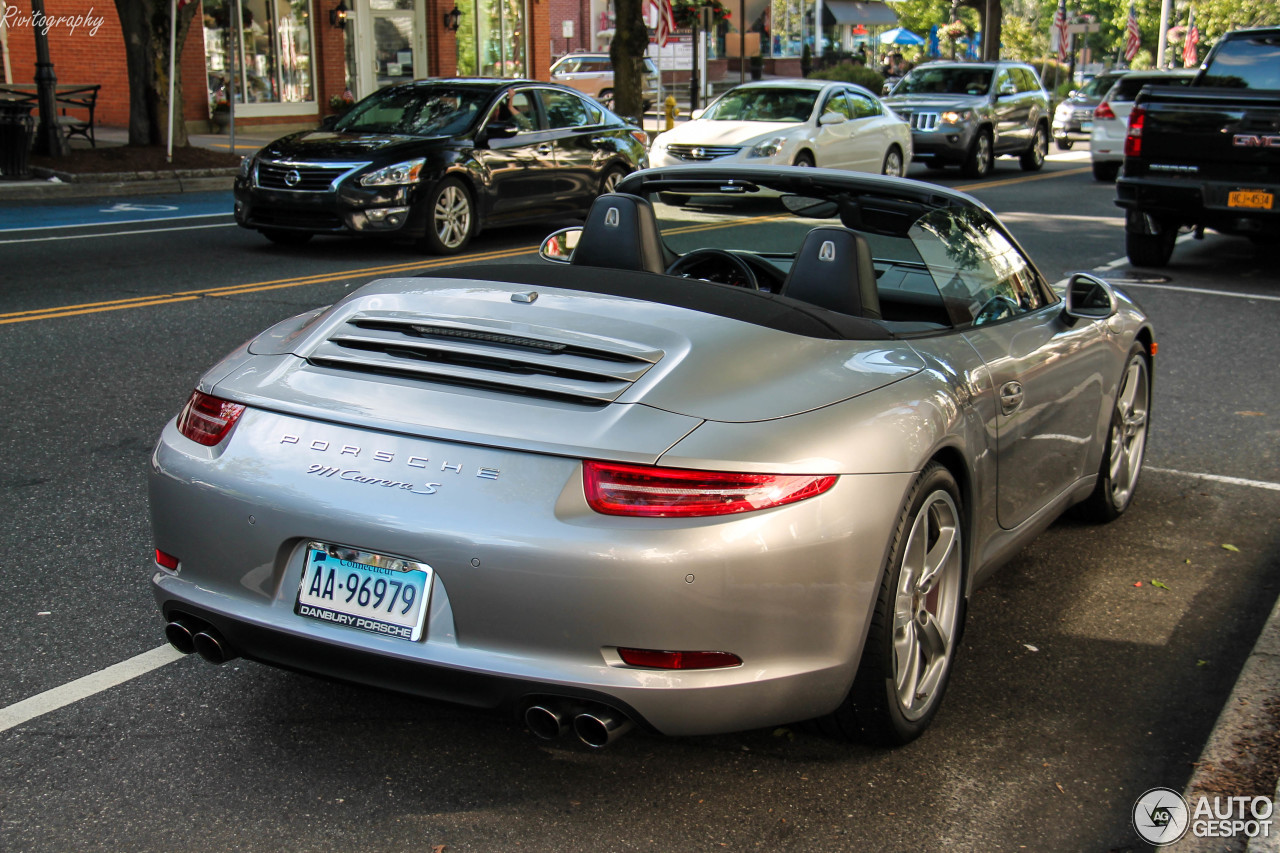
[1156,0,1171,66]
[167,0,177,163]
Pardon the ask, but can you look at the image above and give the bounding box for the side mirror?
[998,83,1016,97]
[1062,272,1118,321]
[540,227,582,264]
[818,112,846,125]
[479,121,518,147]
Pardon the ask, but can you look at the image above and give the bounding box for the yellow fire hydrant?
[664,95,679,132]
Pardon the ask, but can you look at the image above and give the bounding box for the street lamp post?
[31,0,66,157]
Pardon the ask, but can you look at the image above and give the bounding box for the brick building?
[0,0,551,132]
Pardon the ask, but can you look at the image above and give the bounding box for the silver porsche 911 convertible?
[150,165,1153,748]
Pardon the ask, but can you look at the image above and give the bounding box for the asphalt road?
[1,150,1278,853]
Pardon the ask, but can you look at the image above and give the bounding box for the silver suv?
[549,52,660,111]
[883,61,1050,177]
[1052,70,1125,150]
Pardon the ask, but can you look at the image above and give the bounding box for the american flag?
[1182,8,1199,67]
[654,0,676,47]
[1051,0,1070,63]
[1124,3,1141,62]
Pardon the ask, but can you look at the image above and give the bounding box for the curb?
[1163,592,1280,853]
[0,171,235,200]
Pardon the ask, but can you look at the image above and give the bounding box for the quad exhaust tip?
[526,700,633,747]
[164,616,238,665]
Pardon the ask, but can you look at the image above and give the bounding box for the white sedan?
[649,79,912,176]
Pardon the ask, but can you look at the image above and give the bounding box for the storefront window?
[203,0,315,109]
[456,0,527,77]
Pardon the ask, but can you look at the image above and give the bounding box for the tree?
[611,0,650,124]
[114,0,202,147]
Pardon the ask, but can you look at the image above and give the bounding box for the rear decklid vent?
[306,313,664,405]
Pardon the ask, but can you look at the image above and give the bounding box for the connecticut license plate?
[295,542,431,641]
[1081,120,1093,131]
[1228,190,1274,209]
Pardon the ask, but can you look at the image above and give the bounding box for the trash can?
[0,101,36,179]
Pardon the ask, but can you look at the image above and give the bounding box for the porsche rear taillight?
[176,390,246,446]
[1093,100,1115,121]
[1124,106,1146,158]
[583,461,837,518]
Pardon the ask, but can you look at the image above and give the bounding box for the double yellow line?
[1,245,535,326]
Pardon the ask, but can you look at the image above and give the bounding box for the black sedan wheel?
[423,177,474,255]
[600,165,628,195]
[822,462,965,746]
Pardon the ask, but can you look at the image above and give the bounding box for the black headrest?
[780,227,881,320]
[570,192,667,275]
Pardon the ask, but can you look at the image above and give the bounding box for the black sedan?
[233,78,650,254]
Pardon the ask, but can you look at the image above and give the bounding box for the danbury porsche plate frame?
[295,542,432,641]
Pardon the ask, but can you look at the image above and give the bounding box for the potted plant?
[209,92,229,132]
[329,90,356,116]
[749,53,763,80]
[801,43,812,77]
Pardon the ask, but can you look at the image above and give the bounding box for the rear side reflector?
[618,648,742,669]
[583,460,837,517]
[176,390,246,447]
[155,549,180,571]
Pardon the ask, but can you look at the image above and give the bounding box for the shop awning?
[822,1,899,28]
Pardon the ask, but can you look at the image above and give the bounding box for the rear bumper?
[1116,173,1280,235]
[149,411,913,737]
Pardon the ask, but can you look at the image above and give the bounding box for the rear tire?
[1092,160,1120,182]
[1073,345,1151,523]
[1020,124,1047,171]
[600,164,628,195]
[1055,138,1074,151]
[260,228,312,246]
[820,463,965,746]
[1125,220,1177,267]
[961,129,992,178]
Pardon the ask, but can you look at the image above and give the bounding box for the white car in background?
[1090,69,1196,181]
[649,80,912,176]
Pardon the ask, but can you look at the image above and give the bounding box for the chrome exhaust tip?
[573,709,633,748]
[525,704,571,740]
[164,620,197,655]
[192,630,237,665]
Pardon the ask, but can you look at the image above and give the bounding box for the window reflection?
[203,0,314,108]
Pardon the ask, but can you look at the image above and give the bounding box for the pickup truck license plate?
[1228,190,1274,209]
[296,542,431,641]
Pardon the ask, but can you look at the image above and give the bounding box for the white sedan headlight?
[749,136,788,158]
[359,158,426,187]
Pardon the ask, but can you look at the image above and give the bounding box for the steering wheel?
[973,294,1020,326]
[665,249,759,290]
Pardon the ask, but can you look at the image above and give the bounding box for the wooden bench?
[0,83,101,147]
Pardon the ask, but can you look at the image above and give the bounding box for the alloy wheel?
[1107,356,1150,510]
[433,184,472,250]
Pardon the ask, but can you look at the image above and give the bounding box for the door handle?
[536,144,553,156]
[999,381,1024,415]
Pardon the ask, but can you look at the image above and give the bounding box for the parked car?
[1089,69,1196,181]
[549,52,660,111]
[233,78,649,254]
[648,80,912,176]
[153,164,1153,749]
[1051,69,1125,150]
[883,60,1051,177]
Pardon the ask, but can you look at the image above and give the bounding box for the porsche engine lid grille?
[307,315,663,405]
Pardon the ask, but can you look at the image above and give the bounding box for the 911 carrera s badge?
[280,433,500,496]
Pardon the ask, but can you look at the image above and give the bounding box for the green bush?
[808,63,886,94]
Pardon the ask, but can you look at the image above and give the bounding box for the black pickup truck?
[1115,27,1280,266]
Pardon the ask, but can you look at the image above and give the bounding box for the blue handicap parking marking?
[0,190,233,232]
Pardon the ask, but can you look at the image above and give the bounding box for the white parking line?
[1146,467,1280,492]
[0,645,184,733]
[1110,281,1280,303]
[0,222,238,245]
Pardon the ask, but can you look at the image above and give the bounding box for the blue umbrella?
[879,27,926,46]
